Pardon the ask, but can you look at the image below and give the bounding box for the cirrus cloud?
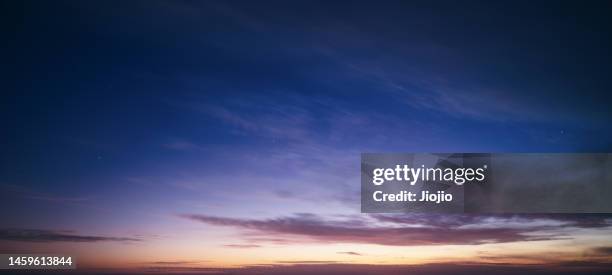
[180,213,611,246]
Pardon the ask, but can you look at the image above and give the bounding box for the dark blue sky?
[3,0,612,190]
[1,1,612,264]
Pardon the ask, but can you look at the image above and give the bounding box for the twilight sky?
[2,0,612,272]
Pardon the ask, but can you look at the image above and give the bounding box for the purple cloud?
[0,229,141,243]
[181,213,609,246]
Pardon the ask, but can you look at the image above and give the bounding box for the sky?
[2,0,612,273]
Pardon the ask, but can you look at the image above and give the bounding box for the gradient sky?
[2,0,612,272]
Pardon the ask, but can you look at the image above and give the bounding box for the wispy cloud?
[337,251,362,256]
[223,244,261,248]
[0,229,141,243]
[162,139,207,151]
[0,184,90,205]
[147,260,208,265]
[276,260,340,264]
[205,103,314,143]
[586,247,612,257]
[181,213,611,246]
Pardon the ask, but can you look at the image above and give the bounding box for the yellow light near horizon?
[13,225,610,270]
